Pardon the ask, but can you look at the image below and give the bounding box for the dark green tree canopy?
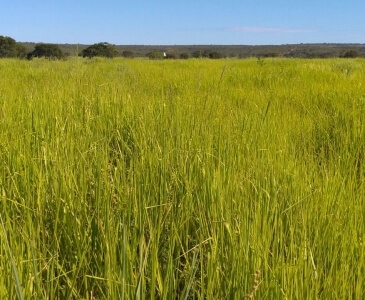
[80,42,118,58]
[0,36,27,58]
[27,44,64,59]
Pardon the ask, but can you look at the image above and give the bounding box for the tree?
[27,44,64,59]
[122,50,134,58]
[80,42,119,58]
[342,50,360,58]
[0,36,27,58]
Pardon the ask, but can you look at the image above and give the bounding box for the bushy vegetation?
[0,36,27,58]
[146,51,165,60]
[341,50,360,58]
[80,42,118,58]
[27,43,64,60]
[0,57,365,299]
[10,36,365,59]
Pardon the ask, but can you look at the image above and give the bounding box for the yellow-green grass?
[0,57,365,299]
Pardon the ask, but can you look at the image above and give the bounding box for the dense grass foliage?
[1,57,365,299]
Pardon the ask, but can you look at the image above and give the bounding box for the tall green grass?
[0,57,365,299]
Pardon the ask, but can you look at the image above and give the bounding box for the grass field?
[1,57,365,299]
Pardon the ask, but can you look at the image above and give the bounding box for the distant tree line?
[1,35,365,60]
[146,49,224,60]
[0,36,121,59]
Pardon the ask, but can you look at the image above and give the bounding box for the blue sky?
[1,0,364,45]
